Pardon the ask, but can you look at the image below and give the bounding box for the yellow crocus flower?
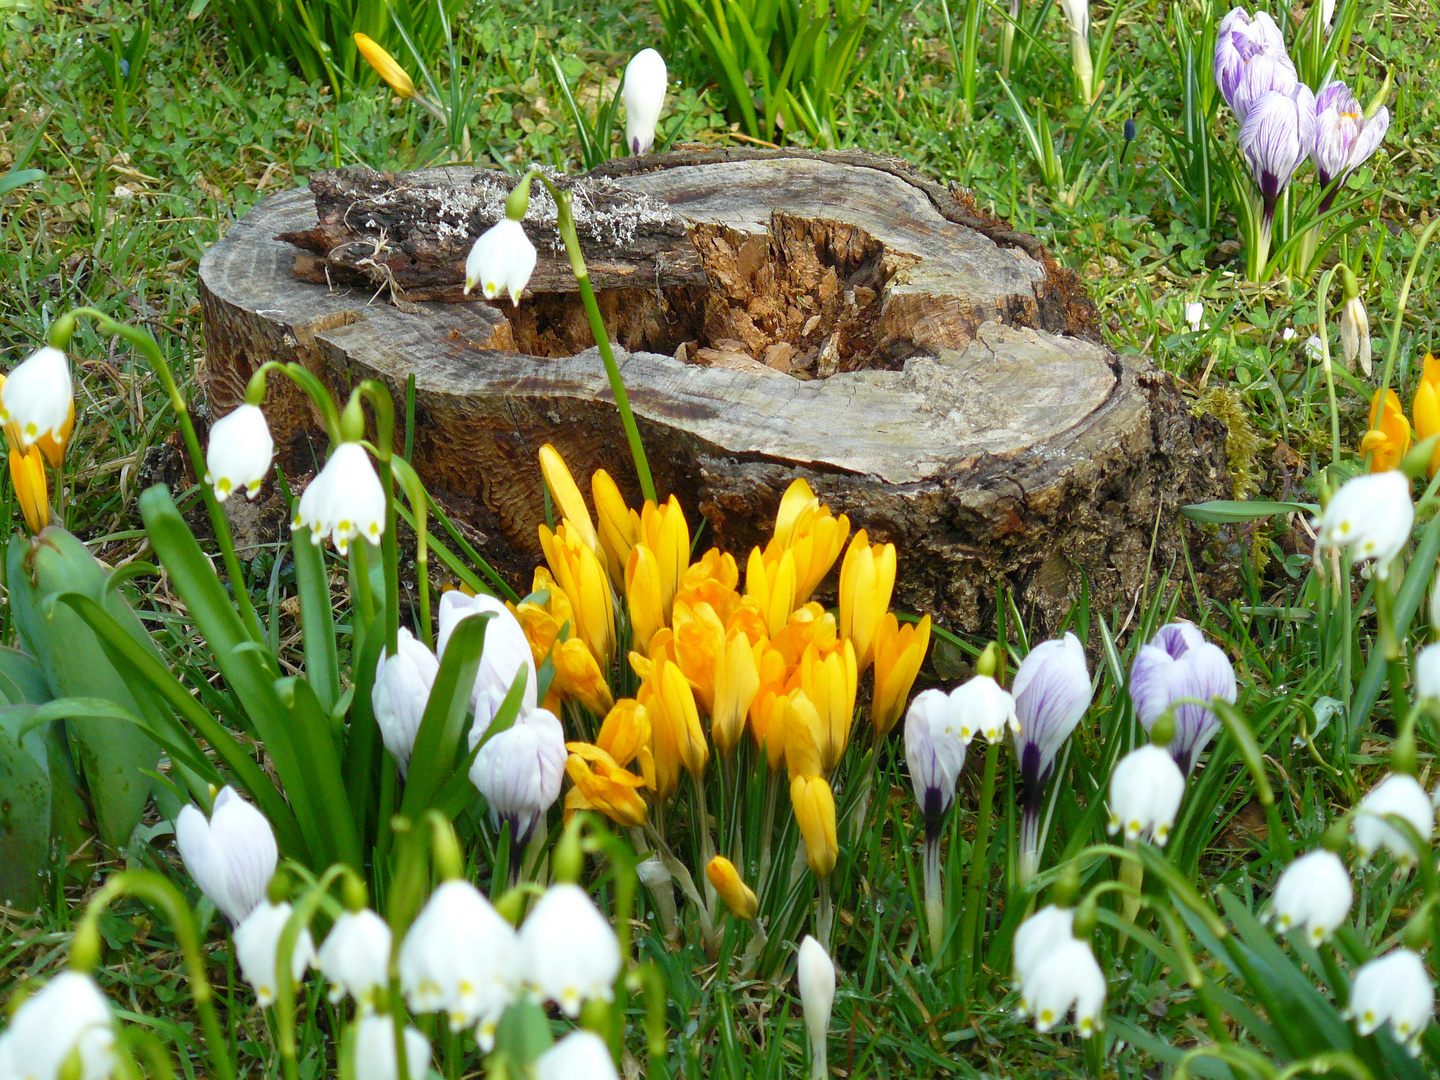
[838,530,897,674]
[595,697,653,774]
[564,744,648,827]
[773,478,820,549]
[354,32,417,99]
[705,856,758,920]
[766,501,850,603]
[552,637,615,717]
[625,544,667,654]
[770,602,838,667]
[539,520,615,664]
[638,495,690,616]
[745,546,797,637]
[592,468,639,590]
[645,658,709,798]
[539,444,600,552]
[790,774,838,877]
[798,640,856,774]
[871,613,931,738]
[783,689,825,781]
[675,548,741,625]
[672,599,725,714]
[8,444,49,534]
[711,628,760,755]
[1412,353,1440,477]
[748,645,790,769]
[513,567,574,668]
[1359,388,1411,473]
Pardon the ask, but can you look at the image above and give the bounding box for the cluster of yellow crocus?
[0,375,72,534]
[1361,355,1440,476]
[527,445,931,889]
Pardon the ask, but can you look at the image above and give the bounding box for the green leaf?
[292,525,340,715]
[1179,499,1316,523]
[273,676,362,870]
[0,685,52,909]
[399,612,490,817]
[0,168,45,198]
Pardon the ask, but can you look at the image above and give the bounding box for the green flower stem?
[957,741,1000,1002]
[1314,267,1342,469]
[53,308,263,647]
[74,871,236,1080]
[275,867,351,1080]
[531,173,657,504]
[1376,216,1440,405]
[358,382,401,656]
[922,823,945,962]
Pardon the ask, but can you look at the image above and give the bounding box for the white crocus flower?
[1344,947,1434,1056]
[1339,295,1371,376]
[318,908,392,1011]
[797,935,836,1080]
[174,786,278,925]
[1016,935,1106,1037]
[1304,334,1324,361]
[1415,642,1440,702]
[204,404,274,501]
[621,48,668,156]
[470,707,567,852]
[292,442,386,555]
[1314,471,1414,579]
[0,971,114,1080]
[437,590,539,740]
[1184,301,1204,332]
[1352,773,1435,869]
[1107,744,1185,845]
[353,1015,431,1080]
[517,883,621,1017]
[399,880,517,1047]
[234,900,317,1007]
[1013,905,1076,989]
[464,219,537,306]
[1270,849,1352,944]
[0,345,72,448]
[534,1030,621,1080]
[905,689,967,824]
[949,674,1019,745]
[372,627,440,776]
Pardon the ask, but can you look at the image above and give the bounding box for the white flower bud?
[949,674,1019,745]
[353,1015,431,1080]
[470,707,567,848]
[464,219,537,306]
[292,442,386,555]
[437,590,538,740]
[1106,744,1185,845]
[905,688,967,824]
[204,404,274,501]
[1344,947,1434,1056]
[318,908,392,1011]
[517,883,621,1017]
[174,786,277,925]
[0,971,114,1080]
[621,49,667,156]
[1184,301,1204,332]
[1339,295,1371,376]
[372,627,440,776]
[1416,642,1440,702]
[0,345,72,448]
[234,900,316,1007]
[1270,849,1352,944]
[797,935,836,1077]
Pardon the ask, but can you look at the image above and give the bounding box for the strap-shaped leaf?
[292,525,340,714]
[343,614,387,849]
[432,665,530,820]
[274,677,362,871]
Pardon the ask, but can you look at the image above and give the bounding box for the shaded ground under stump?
[199,148,1233,632]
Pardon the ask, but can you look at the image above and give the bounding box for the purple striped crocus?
[1128,621,1237,774]
[1012,633,1093,883]
[1240,86,1318,223]
[1214,8,1296,126]
[1313,80,1389,209]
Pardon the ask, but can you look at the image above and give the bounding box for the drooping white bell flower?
[398,879,518,1048]
[1128,621,1237,774]
[204,404,274,501]
[464,219,537,306]
[1270,849,1352,944]
[234,900,317,1008]
[292,442,386,555]
[0,345,73,449]
[517,883,621,1017]
[318,908,392,1011]
[534,1030,620,1080]
[1015,935,1106,1037]
[1107,744,1185,845]
[0,970,114,1080]
[1314,471,1415,580]
[1339,295,1371,376]
[174,785,278,925]
[949,674,1019,745]
[469,707,567,851]
[905,689,967,827]
[352,1015,431,1080]
[437,590,538,740]
[1012,905,1076,989]
[1344,947,1434,1056]
[1416,643,1440,702]
[797,935,836,1080]
[1352,773,1435,869]
[1184,301,1205,333]
[372,627,440,776]
[621,49,667,156]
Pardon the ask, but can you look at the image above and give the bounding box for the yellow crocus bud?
[513,567,574,667]
[783,689,825,781]
[353,33,416,99]
[552,637,615,717]
[638,495,690,615]
[711,628,760,755]
[838,530,896,674]
[539,444,600,554]
[592,468,638,590]
[770,602,837,667]
[706,856,758,920]
[539,520,615,664]
[596,698,653,778]
[8,444,49,534]
[749,645,790,769]
[655,657,708,778]
[626,544,667,654]
[871,613,930,737]
[1412,353,1440,478]
[799,640,856,774]
[1359,388,1411,473]
[746,546,797,637]
[786,505,850,604]
[676,548,741,625]
[564,744,648,826]
[790,774,838,877]
[773,478,820,549]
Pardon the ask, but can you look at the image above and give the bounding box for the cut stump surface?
[200,148,1231,632]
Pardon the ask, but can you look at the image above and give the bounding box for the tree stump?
[199,148,1232,633]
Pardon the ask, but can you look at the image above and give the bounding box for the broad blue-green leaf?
[1180,499,1316,523]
